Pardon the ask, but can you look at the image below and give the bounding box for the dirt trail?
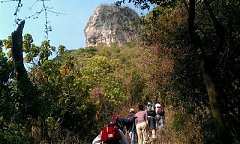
[153,128,172,144]
[149,107,174,144]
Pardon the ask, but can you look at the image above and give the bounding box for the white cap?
[155,103,161,108]
[129,108,135,112]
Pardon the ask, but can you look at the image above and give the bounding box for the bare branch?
[14,0,22,16]
[29,0,39,10]
[47,9,66,15]
[42,0,50,40]
[24,8,44,20]
[13,0,23,24]
[0,0,18,3]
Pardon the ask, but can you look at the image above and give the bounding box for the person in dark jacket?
[146,102,156,139]
[127,108,136,144]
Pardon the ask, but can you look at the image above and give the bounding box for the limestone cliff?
[84,5,139,47]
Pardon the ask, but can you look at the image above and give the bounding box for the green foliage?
[38,40,56,65]
[58,45,66,56]
[2,34,57,66]
[1,0,239,143]
[121,0,239,142]
[0,45,13,83]
[2,36,12,49]
[0,122,30,144]
[80,55,126,104]
[23,34,40,63]
[171,112,185,133]
[0,80,31,143]
[130,71,145,103]
[2,36,13,58]
[116,0,178,9]
[28,56,99,141]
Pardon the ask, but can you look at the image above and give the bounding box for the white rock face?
[84,5,139,47]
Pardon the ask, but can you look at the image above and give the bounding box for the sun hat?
[129,108,135,112]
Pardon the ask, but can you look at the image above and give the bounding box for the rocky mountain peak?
[84,5,139,47]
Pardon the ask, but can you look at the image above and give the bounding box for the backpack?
[100,123,121,143]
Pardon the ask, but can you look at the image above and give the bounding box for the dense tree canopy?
[0,0,239,143]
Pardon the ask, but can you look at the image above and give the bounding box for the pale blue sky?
[0,0,148,50]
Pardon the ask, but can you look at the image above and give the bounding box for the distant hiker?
[135,104,148,144]
[92,116,129,144]
[155,103,165,129]
[127,108,137,144]
[146,102,156,139]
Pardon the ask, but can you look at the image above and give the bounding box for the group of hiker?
[92,101,165,144]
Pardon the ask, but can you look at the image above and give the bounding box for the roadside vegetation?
[0,0,239,143]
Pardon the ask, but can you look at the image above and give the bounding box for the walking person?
[92,115,129,144]
[127,108,137,144]
[146,102,157,139]
[135,104,148,144]
[155,102,165,129]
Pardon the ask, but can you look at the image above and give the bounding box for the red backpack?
[100,123,121,143]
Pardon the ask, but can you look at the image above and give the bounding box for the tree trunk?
[12,20,41,143]
[201,59,233,143]
[187,0,231,142]
[11,20,38,118]
[12,20,26,80]
[201,61,223,126]
[188,0,196,45]
[204,0,225,52]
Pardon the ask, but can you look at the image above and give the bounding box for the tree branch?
[204,0,226,52]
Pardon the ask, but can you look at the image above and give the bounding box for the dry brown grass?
[151,106,203,144]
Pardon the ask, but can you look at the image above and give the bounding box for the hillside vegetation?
[0,1,239,144]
